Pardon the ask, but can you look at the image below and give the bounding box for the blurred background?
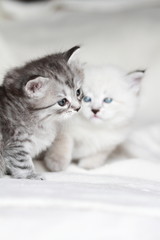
[0,0,160,127]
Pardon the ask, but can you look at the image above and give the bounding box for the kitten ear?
[24,76,50,98]
[126,70,145,94]
[63,46,80,62]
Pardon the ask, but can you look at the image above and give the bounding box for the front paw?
[78,157,103,170]
[44,156,69,172]
[26,173,45,180]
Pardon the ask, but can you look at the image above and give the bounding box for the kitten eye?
[76,88,81,97]
[83,96,91,102]
[104,97,113,103]
[58,98,68,107]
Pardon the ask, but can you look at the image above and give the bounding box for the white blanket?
[1,172,160,240]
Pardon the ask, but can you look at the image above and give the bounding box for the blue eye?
[83,96,91,102]
[58,98,68,107]
[104,98,113,103]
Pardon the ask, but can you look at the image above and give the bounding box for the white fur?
[29,119,57,159]
[68,65,144,169]
[121,123,160,161]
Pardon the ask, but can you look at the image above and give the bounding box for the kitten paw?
[78,157,103,170]
[27,173,45,180]
[45,157,69,172]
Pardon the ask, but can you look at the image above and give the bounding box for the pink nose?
[92,109,99,115]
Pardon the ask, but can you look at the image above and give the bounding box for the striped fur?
[0,46,83,179]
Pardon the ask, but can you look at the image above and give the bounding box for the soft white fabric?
[0,2,160,239]
[1,172,160,240]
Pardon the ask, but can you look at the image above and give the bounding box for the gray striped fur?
[0,46,83,179]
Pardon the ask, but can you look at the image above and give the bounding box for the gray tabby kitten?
[0,46,83,179]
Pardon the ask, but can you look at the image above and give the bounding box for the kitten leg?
[0,154,5,177]
[78,151,108,170]
[44,134,73,172]
[0,137,6,177]
[5,145,44,180]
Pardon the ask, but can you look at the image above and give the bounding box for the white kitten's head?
[80,65,145,125]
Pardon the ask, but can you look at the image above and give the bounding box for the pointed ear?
[126,70,145,94]
[24,76,50,98]
[63,46,80,62]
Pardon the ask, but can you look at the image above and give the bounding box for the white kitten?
[44,65,145,170]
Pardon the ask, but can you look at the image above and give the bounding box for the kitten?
[0,46,83,179]
[44,65,145,171]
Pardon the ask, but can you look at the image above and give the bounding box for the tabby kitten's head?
[81,65,145,125]
[3,46,84,120]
